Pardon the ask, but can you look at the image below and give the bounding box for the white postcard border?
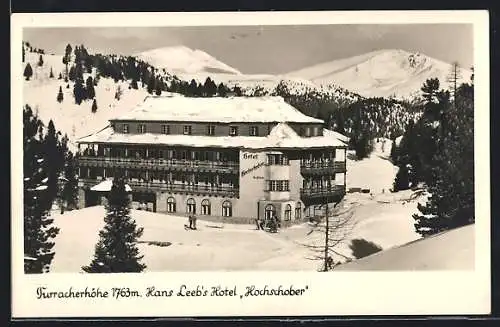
[11,10,490,318]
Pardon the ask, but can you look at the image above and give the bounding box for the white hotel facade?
[76,95,348,226]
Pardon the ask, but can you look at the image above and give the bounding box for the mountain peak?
[135,45,241,75]
[286,49,470,99]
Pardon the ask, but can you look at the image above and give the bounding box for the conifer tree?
[413,82,474,236]
[38,54,44,67]
[57,86,64,103]
[24,105,60,273]
[91,99,98,113]
[147,74,156,94]
[130,78,138,90]
[22,44,25,62]
[63,44,72,77]
[73,78,85,105]
[24,63,33,81]
[68,66,76,81]
[58,72,62,80]
[86,76,96,99]
[62,152,78,210]
[82,178,146,273]
[115,85,122,101]
[155,78,162,96]
[43,120,61,204]
[188,79,198,97]
[217,82,228,97]
[233,85,243,96]
[393,164,411,191]
[49,67,54,78]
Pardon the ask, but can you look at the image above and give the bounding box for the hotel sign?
[241,152,266,178]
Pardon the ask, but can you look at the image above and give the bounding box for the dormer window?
[123,124,129,134]
[229,126,238,136]
[137,124,146,133]
[183,125,192,135]
[249,126,259,136]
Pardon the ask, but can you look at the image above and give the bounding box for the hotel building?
[76,95,348,225]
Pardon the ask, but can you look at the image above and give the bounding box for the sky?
[24,24,473,75]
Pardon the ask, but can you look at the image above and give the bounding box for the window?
[229,126,238,136]
[123,124,129,134]
[267,180,290,192]
[137,124,146,133]
[167,197,176,213]
[267,154,289,165]
[305,127,311,137]
[222,200,232,217]
[264,204,276,220]
[183,125,192,135]
[313,126,319,136]
[161,125,170,134]
[249,126,259,136]
[201,199,211,215]
[186,198,196,214]
[284,204,292,221]
[295,202,302,220]
[207,125,216,136]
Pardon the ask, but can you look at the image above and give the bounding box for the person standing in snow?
[192,215,197,230]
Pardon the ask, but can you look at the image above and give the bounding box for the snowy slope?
[334,224,474,270]
[287,49,472,99]
[22,50,150,148]
[135,46,242,75]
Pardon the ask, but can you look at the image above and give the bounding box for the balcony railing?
[76,156,239,173]
[300,185,346,201]
[79,178,239,198]
[300,161,346,174]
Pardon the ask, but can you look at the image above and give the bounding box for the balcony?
[79,178,239,198]
[300,185,346,205]
[75,156,239,174]
[300,161,346,175]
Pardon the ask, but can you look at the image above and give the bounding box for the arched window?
[167,197,176,213]
[284,204,292,221]
[186,198,196,214]
[222,200,232,217]
[201,199,211,215]
[265,204,276,220]
[295,202,302,220]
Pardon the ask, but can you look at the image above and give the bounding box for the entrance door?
[264,204,276,221]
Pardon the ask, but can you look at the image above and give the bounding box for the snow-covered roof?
[110,95,324,124]
[334,224,474,271]
[90,179,132,192]
[77,123,348,149]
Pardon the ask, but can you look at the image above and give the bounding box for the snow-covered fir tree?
[82,178,146,273]
[413,81,474,236]
[24,63,33,81]
[24,105,60,273]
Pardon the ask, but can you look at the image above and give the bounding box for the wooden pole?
[324,193,329,272]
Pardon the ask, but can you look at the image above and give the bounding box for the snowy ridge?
[287,49,472,99]
[135,46,242,75]
[22,50,150,149]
